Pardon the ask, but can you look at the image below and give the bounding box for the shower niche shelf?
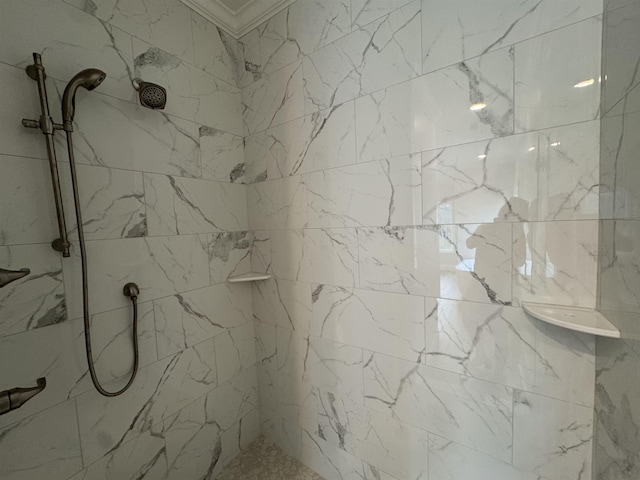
[522,302,620,338]
[227,272,272,283]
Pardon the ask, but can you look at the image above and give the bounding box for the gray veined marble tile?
[254,320,277,366]
[275,325,311,379]
[303,1,421,113]
[268,229,305,281]
[364,352,514,462]
[358,224,512,305]
[515,17,602,133]
[65,0,195,65]
[0,155,58,246]
[428,435,542,480]
[154,282,252,359]
[237,28,262,88]
[425,299,596,407]
[163,394,225,480]
[1,0,135,103]
[50,82,202,178]
[421,121,600,225]
[0,400,83,480]
[259,0,352,76]
[242,61,304,135]
[305,154,422,228]
[311,285,426,362]
[214,322,257,385]
[62,164,147,240]
[513,391,593,480]
[208,231,252,284]
[252,278,312,335]
[421,0,602,74]
[192,11,239,87]
[513,220,599,308]
[300,228,360,288]
[68,430,168,480]
[250,230,272,273]
[144,174,248,236]
[356,47,514,163]
[133,39,243,137]
[243,131,269,184]
[200,127,246,183]
[247,175,308,230]
[63,235,210,319]
[0,244,65,337]
[206,366,260,432]
[265,101,357,179]
[298,431,371,480]
[351,0,415,28]
[76,339,217,465]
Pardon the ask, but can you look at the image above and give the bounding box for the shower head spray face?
[132,78,167,110]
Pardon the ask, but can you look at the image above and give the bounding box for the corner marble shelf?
[522,302,620,338]
[227,272,272,283]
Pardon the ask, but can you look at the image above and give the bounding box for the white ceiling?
[181,0,297,38]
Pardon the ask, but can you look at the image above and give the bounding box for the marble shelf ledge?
[227,272,272,283]
[522,302,621,338]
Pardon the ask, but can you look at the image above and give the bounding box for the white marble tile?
[51,84,201,178]
[312,285,426,362]
[298,431,370,480]
[259,9,303,76]
[237,28,262,88]
[0,243,65,337]
[303,1,421,113]
[242,61,304,135]
[206,367,259,432]
[513,391,593,480]
[192,12,238,86]
[422,0,602,74]
[303,336,364,405]
[514,220,599,307]
[0,400,82,480]
[356,48,514,163]
[351,0,414,28]
[0,156,58,246]
[426,299,596,406]
[515,18,602,132]
[422,121,600,225]
[66,0,194,64]
[275,326,310,378]
[252,278,312,334]
[250,230,272,273]
[133,40,243,136]
[247,176,308,230]
[364,352,513,461]
[63,235,210,319]
[265,101,357,179]
[200,127,245,183]
[1,0,135,103]
[69,430,167,480]
[208,231,252,283]
[63,164,147,240]
[214,322,257,385]
[428,435,542,480]
[300,228,359,287]
[269,229,305,281]
[358,224,513,304]
[254,320,277,365]
[144,174,247,236]
[77,340,217,465]
[163,394,224,480]
[154,282,252,359]
[243,131,269,183]
[306,155,422,228]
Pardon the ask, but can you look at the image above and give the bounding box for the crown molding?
[181,0,297,38]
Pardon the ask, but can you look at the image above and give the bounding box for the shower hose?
[65,131,139,397]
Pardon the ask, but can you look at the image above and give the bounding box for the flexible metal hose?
[65,131,139,397]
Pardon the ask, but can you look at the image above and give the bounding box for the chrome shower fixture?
[132,78,167,110]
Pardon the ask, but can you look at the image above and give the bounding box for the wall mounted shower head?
[62,68,106,130]
[132,78,167,110]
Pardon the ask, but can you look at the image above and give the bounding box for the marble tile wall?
[240,0,603,479]
[0,1,259,479]
[595,1,640,479]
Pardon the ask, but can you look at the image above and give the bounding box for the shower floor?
[216,436,324,480]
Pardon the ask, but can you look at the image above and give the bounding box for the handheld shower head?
[132,78,166,110]
[62,68,106,130]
